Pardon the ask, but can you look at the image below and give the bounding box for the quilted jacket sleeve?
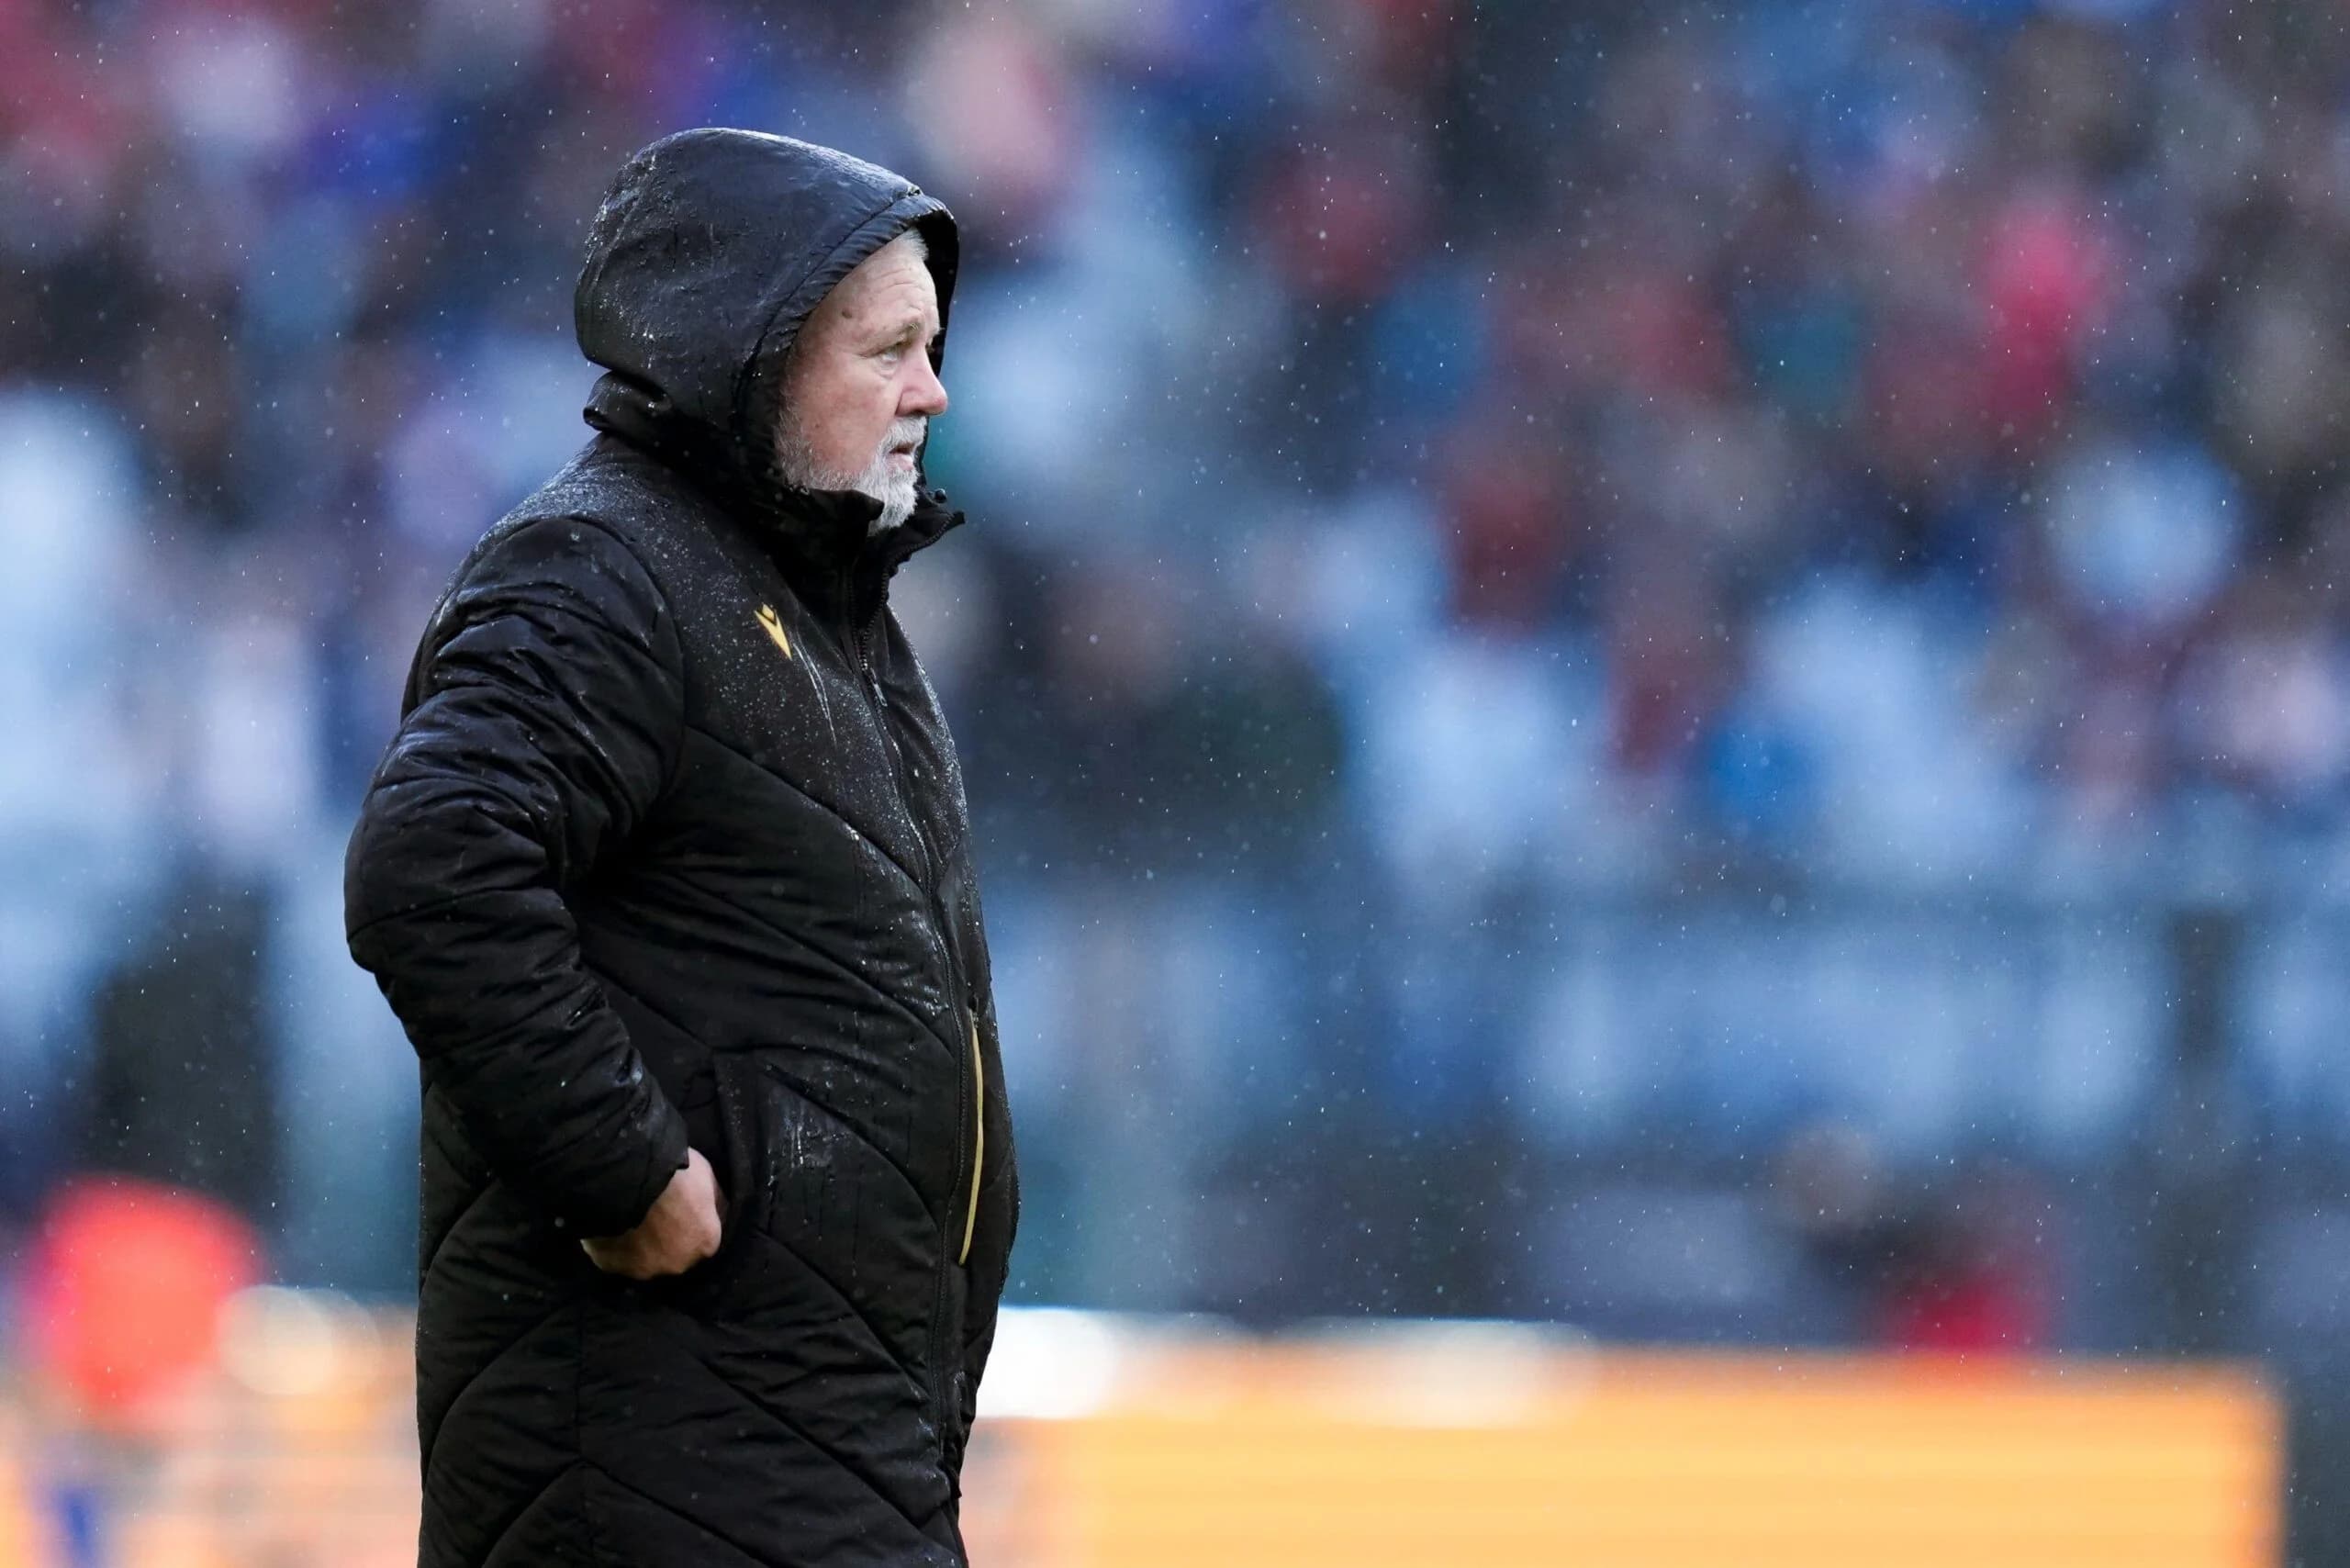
[345,514,690,1238]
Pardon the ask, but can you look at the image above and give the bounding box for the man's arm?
[344,515,694,1244]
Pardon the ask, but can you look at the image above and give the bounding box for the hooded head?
[575,129,960,556]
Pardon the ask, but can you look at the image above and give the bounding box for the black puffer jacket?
[345,128,1018,1568]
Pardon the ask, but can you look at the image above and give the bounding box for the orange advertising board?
[0,1305,2283,1568]
[965,1319,2280,1568]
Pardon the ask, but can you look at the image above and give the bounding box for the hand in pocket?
[581,1148,724,1279]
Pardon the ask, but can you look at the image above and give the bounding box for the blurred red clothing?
[1876,1256,2051,1354]
[22,1176,262,1419]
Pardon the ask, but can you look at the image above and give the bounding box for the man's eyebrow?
[865,311,938,344]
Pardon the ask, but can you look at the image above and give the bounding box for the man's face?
[776,233,948,532]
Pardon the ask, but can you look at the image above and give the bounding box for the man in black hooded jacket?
[344,128,1019,1568]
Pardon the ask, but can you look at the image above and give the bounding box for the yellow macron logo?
[755,603,792,659]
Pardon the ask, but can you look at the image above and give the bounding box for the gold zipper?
[958,1016,984,1265]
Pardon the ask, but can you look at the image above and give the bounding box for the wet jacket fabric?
[344,128,1018,1568]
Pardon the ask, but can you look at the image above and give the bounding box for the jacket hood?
[574,128,960,564]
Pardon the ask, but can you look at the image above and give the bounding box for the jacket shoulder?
[399,443,706,710]
[483,438,697,562]
[487,437,771,611]
[427,441,746,640]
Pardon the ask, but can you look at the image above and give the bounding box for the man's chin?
[779,444,918,533]
[866,484,919,535]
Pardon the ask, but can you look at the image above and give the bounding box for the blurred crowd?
[10,0,2350,1362]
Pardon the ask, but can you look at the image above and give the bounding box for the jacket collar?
[766,480,968,629]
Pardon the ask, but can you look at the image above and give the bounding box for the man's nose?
[902,355,949,418]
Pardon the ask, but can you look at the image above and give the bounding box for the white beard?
[778,415,926,534]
